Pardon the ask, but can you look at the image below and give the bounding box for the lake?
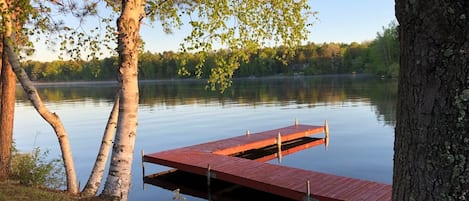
[13,75,396,200]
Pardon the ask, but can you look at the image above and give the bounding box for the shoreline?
[20,73,378,87]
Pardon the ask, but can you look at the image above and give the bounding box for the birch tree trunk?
[101,0,144,200]
[393,0,468,200]
[3,38,79,194]
[82,92,119,196]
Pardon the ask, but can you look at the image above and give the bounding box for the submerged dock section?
[143,122,391,201]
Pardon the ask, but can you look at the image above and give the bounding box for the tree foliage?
[367,21,399,77]
[146,0,314,91]
[21,21,400,82]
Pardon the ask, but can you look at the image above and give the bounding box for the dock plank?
[192,124,325,155]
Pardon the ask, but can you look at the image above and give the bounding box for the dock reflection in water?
[143,137,325,201]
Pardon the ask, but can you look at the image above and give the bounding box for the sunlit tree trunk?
[3,38,79,194]
[0,34,16,181]
[101,0,144,200]
[82,92,119,196]
[393,0,468,200]
[0,0,14,182]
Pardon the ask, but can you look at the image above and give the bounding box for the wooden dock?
[143,123,391,201]
[145,136,326,201]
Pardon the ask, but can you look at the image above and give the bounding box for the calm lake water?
[13,75,396,200]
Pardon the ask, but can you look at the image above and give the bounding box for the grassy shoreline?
[0,181,106,201]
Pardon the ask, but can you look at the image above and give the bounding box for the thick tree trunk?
[82,92,119,196]
[393,0,468,200]
[101,0,144,200]
[0,35,16,181]
[3,39,79,194]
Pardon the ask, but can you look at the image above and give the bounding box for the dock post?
[277,132,282,163]
[294,118,299,127]
[306,180,311,201]
[141,149,145,190]
[324,120,329,150]
[208,185,212,201]
[141,149,145,177]
[207,164,211,187]
[246,130,250,136]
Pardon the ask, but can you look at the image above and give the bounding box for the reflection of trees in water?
[367,80,397,126]
[15,83,118,104]
[15,75,396,126]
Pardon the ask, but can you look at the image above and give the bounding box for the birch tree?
[100,1,144,199]
[1,0,114,194]
[3,0,313,199]
[99,0,313,200]
[81,92,120,196]
[3,34,81,194]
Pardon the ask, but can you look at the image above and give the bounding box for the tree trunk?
[3,39,79,194]
[82,92,119,196]
[0,35,16,181]
[393,0,468,200]
[101,0,144,200]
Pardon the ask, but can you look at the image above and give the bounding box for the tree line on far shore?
[21,21,398,82]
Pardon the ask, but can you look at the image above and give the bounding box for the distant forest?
[21,22,398,81]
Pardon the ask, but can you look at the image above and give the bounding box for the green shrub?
[10,148,65,189]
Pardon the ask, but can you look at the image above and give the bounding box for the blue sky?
[308,0,396,43]
[29,0,396,61]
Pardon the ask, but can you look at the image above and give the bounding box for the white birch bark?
[81,92,120,196]
[3,35,79,194]
[101,0,144,200]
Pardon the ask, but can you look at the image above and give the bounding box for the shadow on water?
[144,170,296,201]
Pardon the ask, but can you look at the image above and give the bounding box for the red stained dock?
[143,124,391,201]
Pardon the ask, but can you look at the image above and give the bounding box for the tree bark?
[82,92,119,196]
[393,0,468,200]
[101,0,144,200]
[3,39,79,194]
[0,34,16,181]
